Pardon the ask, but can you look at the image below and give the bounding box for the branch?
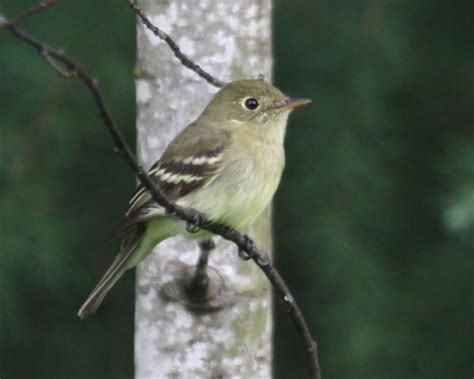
[0,7,320,379]
[125,0,225,88]
[0,0,57,27]
[187,238,215,298]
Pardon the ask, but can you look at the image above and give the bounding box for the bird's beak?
[279,97,312,111]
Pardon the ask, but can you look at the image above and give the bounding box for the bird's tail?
[78,218,183,319]
[77,227,145,319]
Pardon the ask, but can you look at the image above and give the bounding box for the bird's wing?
[123,123,231,227]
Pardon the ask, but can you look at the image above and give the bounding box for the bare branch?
[187,238,215,298]
[41,49,76,77]
[0,7,321,379]
[1,0,57,27]
[125,0,226,88]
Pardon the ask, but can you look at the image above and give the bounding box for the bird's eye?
[244,97,259,110]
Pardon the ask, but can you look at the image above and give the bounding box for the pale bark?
[134,1,273,378]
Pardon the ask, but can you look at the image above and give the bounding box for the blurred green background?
[1,1,473,378]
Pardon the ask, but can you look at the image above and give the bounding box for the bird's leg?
[187,238,215,298]
[185,208,204,233]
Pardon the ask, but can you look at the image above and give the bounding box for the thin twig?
[126,0,226,88]
[0,8,320,379]
[1,0,57,27]
[41,49,76,77]
[187,239,215,298]
[192,239,214,287]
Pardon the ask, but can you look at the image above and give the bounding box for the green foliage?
[0,1,472,378]
[274,1,474,378]
[1,1,135,378]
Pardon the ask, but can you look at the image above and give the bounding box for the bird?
[78,79,310,318]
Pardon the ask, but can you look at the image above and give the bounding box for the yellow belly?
[181,145,284,230]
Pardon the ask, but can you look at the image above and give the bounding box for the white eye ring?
[242,97,260,110]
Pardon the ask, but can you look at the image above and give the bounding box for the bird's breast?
[184,134,285,230]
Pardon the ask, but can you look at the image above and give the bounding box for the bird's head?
[201,79,311,126]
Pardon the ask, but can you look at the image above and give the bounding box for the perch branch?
[0,6,320,379]
[125,0,225,88]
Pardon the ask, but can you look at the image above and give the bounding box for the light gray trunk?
[134,1,273,378]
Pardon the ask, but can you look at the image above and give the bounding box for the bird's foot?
[238,235,257,261]
[185,209,204,233]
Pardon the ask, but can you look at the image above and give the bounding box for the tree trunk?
[133,1,273,378]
